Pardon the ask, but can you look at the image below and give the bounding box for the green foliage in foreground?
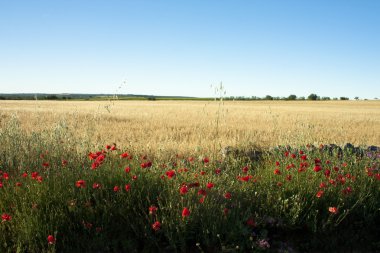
[0,119,379,252]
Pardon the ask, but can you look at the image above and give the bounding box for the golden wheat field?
[0,100,379,155]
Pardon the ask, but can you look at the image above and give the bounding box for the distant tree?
[288,94,297,100]
[264,95,273,100]
[298,96,305,100]
[354,96,359,100]
[333,97,338,100]
[308,93,318,100]
[321,97,331,100]
[46,95,58,100]
[340,97,349,100]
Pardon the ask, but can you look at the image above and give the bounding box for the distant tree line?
[0,93,377,101]
[224,94,357,101]
[0,95,72,100]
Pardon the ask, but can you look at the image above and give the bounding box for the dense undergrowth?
[0,117,379,252]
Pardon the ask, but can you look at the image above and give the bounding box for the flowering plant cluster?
[0,142,379,252]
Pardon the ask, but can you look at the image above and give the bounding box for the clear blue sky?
[1,0,379,99]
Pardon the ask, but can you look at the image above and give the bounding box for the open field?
[1,100,379,155]
[1,100,380,252]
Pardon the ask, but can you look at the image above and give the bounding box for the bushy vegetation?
[0,93,360,101]
[0,117,379,252]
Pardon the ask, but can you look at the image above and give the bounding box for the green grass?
[0,117,379,252]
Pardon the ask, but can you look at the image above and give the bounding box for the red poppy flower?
[316,190,324,198]
[246,218,256,227]
[92,183,101,189]
[0,182,3,188]
[240,175,250,182]
[200,171,206,175]
[3,173,9,180]
[1,213,11,222]
[182,207,190,218]
[199,196,205,203]
[242,166,249,173]
[179,185,188,195]
[149,205,158,215]
[125,184,131,191]
[165,170,176,179]
[113,186,120,192]
[342,186,352,195]
[215,168,222,174]
[91,162,100,170]
[206,182,214,189]
[88,152,98,160]
[286,175,292,181]
[198,189,207,196]
[338,176,346,185]
[203,157,209,164]
[286,163,295,170]
[291,153,296,159]
[141,161,152,168]
[47,235,56,244]
[274,168,281,175]
[120,152,129,158]
[224,192,232,199]
[298,168,305,173]
[22,172,28,178]
[62,159,68,166]
[319,182,327,188]
[313,166,322,172]
[324,169,331,178]
[83,221,93,229]
[132,175,138,180]
[36,176,43,183]
[188,182,200,188]
[152,221,161,231]
[96,154,105,163]
[275,161,280,166]
[75,180,86,188]
[125,167,131,173]
[329,207,338,214]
